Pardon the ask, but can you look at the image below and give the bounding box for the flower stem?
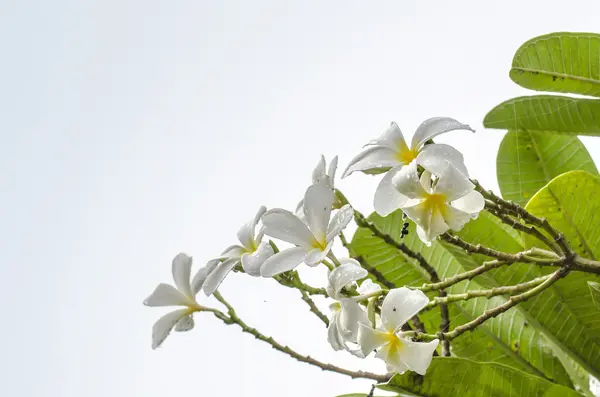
[212,292,389,383]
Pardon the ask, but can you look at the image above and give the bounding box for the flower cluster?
[144,117,484,376]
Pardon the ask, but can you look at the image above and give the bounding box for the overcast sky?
[2,1,600,396]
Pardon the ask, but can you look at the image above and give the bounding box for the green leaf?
[379,358,584,397]
[496,130,598,206]
[510,32,600,97]
[483,95,600,136]
[588,281,600,309]
[518,171,600,377]
[350,211,571,386]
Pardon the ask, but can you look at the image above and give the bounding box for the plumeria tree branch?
[212,292,389,383]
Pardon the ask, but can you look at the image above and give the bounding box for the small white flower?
[328,298,369,357]
[326,258,368,299]
[358,287,439,375]
[357,279,382,296]
[342,118,473,217]
[144,253,218,349]
[295,155,338,222]
[260,180,353,277]
[392,160,485,245]
[203,206,275,295]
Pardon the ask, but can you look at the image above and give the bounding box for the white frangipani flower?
[392,160,485,245]
[328,298,369,357]
[260,180,353,277]
[326,258,368,299]
[295,155,338,221]
[203,206,274,295]
[143,253,218,349]
[358,287,439,375]
[342,118,473,217]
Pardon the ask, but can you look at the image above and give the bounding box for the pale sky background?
[2,1,600,396]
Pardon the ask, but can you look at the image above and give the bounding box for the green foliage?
[483,95,600,136]
[379,358,584,397]
[520,171,600,378]
[496,130,598,206]
[509,32,600,97]
[350,211,571,385]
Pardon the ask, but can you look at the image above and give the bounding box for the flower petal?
[366,122,408,152]
[241,241,274,276]
[398,338,440,375]
[144,283,191,307]
[391,160,428,199]
[342,146,399,178]
[191,259,219,296]
[304,242,332,266]
[357,323,390,356]
[221,245,245,258]
[326,204,353,242]
[381,287,429,332]
[260,246,307,277]
[327,311,345,351]
[407,204,449,244]
[444,203,478,232]
[410,117,474,151]
[433,162,475,201]
[202,258,239,296]
[376,342,410,374]
[236,206,267,250]
[174,314,195,332]
[151,308,190,349]
[374,165,410,216]
[327,258,368,299]
[262,209,315,248]
[171,253,193,298]
[303,180,334,243]
[402,201,431,230]
[451,190,485,214]
[327,156,338,182]
[416,143,468,177]
[358,279,382,295]
[425,209,450,242]
[339,298,369,341]
[312,155,327,184]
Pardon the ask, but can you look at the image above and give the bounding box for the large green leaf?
[510,32,600,98]
[379,358,583,397]
[350,211,571,386]
[483,95,600,136]
[522,170,600,376]
[496,130,598,206]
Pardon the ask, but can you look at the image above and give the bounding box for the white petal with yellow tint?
[416,143,468,177]
[374,165,409,217]
[342,146,399,178]
[304,243,332,266]
[151,308,190,349]
[366,122,408,152]
[303,180,333,243]
[241,241,274,276]
[433,162,475,201]
[381,287,429,332]
[357,323,390,356]
[376,342,409,374]
[410,117,474,151]
[260,246,307,277]
[444,204,478,231]
[391,161,428,199]
[262,209,315,248]
[144,283,191,307]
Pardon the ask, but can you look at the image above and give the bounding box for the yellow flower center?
[397,148,418,165]
[422,193,449,217]
[311,236,327,250]
[384,332,405,354]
